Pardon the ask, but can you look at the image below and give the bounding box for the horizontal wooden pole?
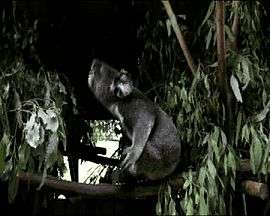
[17,172,160,200]
[17,158,268,201]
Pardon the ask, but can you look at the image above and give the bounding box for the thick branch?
[161,0,196,76]
[229,1,240,51]
[215,1,233,138]
[17,172,160,199]
[18,165,269,201]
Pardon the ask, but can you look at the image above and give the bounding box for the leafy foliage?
[0,12,73,200]
[90,120,121,144]
[139,1,270,215]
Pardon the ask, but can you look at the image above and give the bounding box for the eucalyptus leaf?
[250,128,263,174]
[166,19,171,37]
[186,199,194,216]
[235,112,242,146]
[207,159,217,178]
[0,133,8,174]
[230,75,243,103]
[198,167,206,186]
[168,198,177,215]
[224,154,228,176]
[156,201,162,215]
[199,193,208,215]
[183,180,190,190]
[220,130,227,147]
[206,27,212,50]
[254,100,270,122]
[227,151,236,175]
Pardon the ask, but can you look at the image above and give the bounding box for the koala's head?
[88,59,133,104]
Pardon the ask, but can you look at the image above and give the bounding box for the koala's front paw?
[120,152,137,172]
[122,146,132,155]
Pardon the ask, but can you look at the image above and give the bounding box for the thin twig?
[161,0,196,76]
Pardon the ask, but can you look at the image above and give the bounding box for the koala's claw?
[120,153,137,171]
[123,146,132,155]
[120,155,131,170]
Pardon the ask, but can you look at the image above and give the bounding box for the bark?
[215,1,233,140]
[17,168,268,201]
[230,1,240,51]
[17,172,160,199]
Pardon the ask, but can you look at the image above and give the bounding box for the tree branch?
[17,167,268,201]
[229,1,240,51]
[161,0,196,76]
[215,1,233,139]
[17,172,160,199]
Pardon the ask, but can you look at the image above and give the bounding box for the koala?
[88,59,181,182]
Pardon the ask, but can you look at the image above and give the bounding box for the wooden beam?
[17,164,269,201]
[17,172,160,199]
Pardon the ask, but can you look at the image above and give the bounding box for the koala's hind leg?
[112,164,141,184]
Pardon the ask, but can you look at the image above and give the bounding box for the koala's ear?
[114,73,133,98]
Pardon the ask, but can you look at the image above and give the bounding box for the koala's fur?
[88,59,181,181]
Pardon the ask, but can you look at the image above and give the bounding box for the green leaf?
[230,177,235,190]
[227,151,236,176]
[205,27,212,50]
[198,1,214,33]
[183,180,190,190]
[224,154,228,176]
[241,124,251,144]
[166,19,171,37]
[250,128,263,174]
[198,167,206,186]
[218,194,226,214]
[186,199,194,216]
[199,193,208,215]
[235,112,242,146]
[168,198,177,215]
[220,130,227,147]
[211,127,220,162]
[156,201,162,215]
[180,87,188,101]
[240,57,251,90]
[18,143,30,170]
[225,25,235,43]
[254,100,270,122]
[0,133,8,174]
[204,75,211,97]
[230,75,243,103]
[207,159,217,178]
[195,192,199,205]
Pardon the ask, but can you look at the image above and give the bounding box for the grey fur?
[88,59,181,181]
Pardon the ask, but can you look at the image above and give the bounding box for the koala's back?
[138,108,181,180]
[119,89,181,180]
